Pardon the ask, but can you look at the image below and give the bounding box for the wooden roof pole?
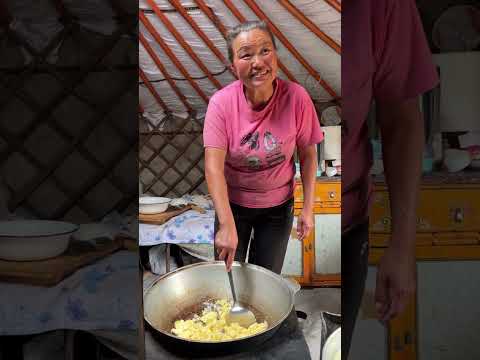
[139,33,194,113]
[193,0,228,38]
[139,68,170,112]
[278,0,341,54]
[140,12,209,104]
[198,0,298,84]
[169,0,236,78]
[145,0,223,90]
[238,0,338,99]
[325,0,342,13]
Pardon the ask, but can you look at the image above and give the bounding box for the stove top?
[145,308,311,360]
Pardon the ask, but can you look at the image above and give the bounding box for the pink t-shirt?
[203,78,323,208]
[342,0,439,232]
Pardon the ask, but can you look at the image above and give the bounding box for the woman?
[342,0,439,357]
[203,20,323,273]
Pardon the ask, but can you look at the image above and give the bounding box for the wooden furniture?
[0,236,136,286]
[361,172,480,360]
[281,177,341,287]
[139,204,206,225]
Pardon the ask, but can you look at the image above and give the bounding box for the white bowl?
[322,327,341,360]
[0,220,78,261]
[443,149,471,173]
[139,197,171,214]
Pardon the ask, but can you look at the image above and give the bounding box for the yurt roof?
[139,0,341,126]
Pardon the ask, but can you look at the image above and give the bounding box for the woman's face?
[231,29,278,91]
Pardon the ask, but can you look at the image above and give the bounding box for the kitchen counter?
[296,175,341,184]
[373,171,480,186]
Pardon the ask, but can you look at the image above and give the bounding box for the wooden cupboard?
[281,178,341,287]
[365,173,480,359]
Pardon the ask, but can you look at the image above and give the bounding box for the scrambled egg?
[171,299,268,341]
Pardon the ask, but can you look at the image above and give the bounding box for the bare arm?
[204,148,238,271]
[205,148,234,227]
[375,97,423,321]
[297,144,318,240]
[378,97,423,254]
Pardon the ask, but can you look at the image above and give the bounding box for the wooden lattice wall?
[0,2,138,222]
[139,112,207,197]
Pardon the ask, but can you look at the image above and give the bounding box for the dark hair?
[226,20,277,63]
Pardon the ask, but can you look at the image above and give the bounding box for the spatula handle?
[227,268,237,303]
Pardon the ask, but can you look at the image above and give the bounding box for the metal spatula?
[225,266,256,328]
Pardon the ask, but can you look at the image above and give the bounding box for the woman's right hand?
[215,221,238,272]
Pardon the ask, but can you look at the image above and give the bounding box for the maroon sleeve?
[373,0,439,101]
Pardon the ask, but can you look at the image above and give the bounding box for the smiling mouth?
[251,70,269,79]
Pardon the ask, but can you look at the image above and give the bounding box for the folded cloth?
[148,244,179,275]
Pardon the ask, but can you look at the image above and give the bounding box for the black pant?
[342,220,370,359]
[214,198,295,274]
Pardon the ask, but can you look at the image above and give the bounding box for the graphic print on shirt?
[264,131,286,167]
[263,131,278,151]
[240,131,260,150]
[245,156,262,169]
[240,130,286,171]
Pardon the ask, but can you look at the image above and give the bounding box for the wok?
[143,261,300,356]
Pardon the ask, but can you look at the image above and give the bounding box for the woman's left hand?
[375,244,416,323]
[297,210,314,240]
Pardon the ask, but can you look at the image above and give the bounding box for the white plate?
[0,220,78,261]
[322,327,341,360]
[139,197,171,214]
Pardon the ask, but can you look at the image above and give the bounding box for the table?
[0,251,140,359]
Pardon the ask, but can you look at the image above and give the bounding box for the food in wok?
[171,298,268,341]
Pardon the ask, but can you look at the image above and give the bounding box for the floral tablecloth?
[0,251,139,336]
[139,209,215,246]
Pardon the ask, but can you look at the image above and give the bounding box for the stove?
[145,308,311,360]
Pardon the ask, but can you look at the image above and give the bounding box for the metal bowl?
[144,261,298,354]
[0,220,78,261]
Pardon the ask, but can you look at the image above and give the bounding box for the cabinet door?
[350,266,390,360]
[417,261,480,360]
[281,216,305,280]
[313,214,341,280]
